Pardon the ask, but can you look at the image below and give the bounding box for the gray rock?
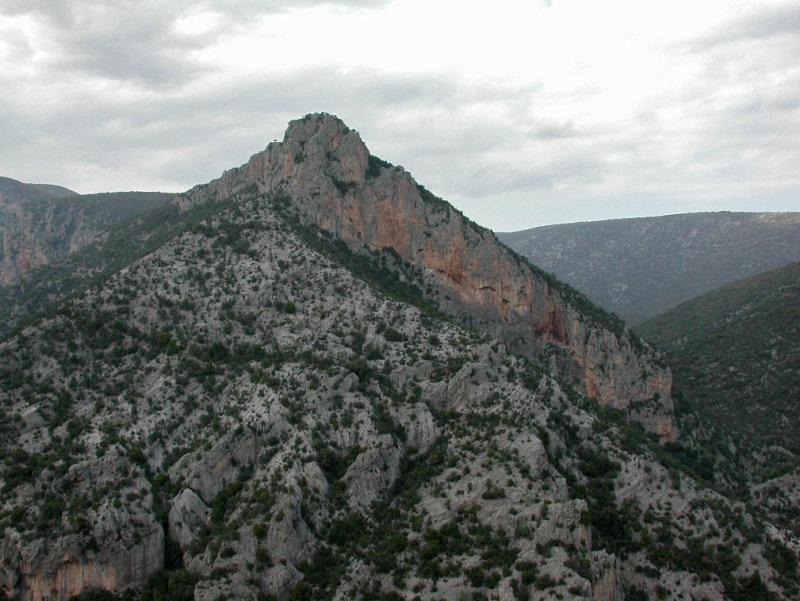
[168,488,210,549]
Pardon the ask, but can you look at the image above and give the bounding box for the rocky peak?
[280,113,369,187]
[179,113,676,441]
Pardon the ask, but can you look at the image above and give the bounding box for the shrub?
[534,574,557,590]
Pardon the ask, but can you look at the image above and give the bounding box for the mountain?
[498,213,800,324]
[0,114,797,601]
[638,262,800,455]
[0,177,78,203]
[0,198,230,337]
[0,177,173,286]
[177,114,674,440]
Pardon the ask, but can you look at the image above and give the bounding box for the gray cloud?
[1,0,390,88]
[3,2,206,87]
[0,20,34,59]
[1,1,798,230]
[0,0,389,22]
[689,2,800,50]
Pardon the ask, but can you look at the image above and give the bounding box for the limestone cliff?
[0,182,171,286]
[179,113,676,440]
[0,446,164,601]
[2,529,163,601]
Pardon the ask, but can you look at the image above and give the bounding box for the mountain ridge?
[0,176,78,204]
[170,113,675,440]
[498,212,800,323]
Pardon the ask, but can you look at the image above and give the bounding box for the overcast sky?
[1,0,798,230]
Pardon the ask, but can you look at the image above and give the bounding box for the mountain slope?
[638,262,800,454]
[0,178,794,601]
[1,115,797,601]
[498,213,800,324]
[176,114,675,440]
[0,182,173,286]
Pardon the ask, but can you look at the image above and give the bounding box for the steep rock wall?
[2,528,163,601]
[178,113,676,440]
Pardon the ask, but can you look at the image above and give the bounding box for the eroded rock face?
[344,439,401,510]
[591,552,624,601]
[2,529,163,601]
[180,113,676,440]
[169,488,210,549]
[0,200,58,285]
[0,186,171,288]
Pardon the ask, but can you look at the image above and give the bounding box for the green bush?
[534,574,557,590]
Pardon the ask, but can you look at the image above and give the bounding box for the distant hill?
[498,212,800,324]
[0,176,173,286]
[0,176,78,203]
[638,262,800,454]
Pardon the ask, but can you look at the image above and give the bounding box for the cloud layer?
[1,0,798,229]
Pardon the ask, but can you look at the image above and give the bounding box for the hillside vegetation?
[499,213,800,323]
[638,262,800,454]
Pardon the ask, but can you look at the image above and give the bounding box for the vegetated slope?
[0,196,225,335]
[0,114,797,601]
[0,186,795,601]
[638,262,800,455]
[0,180,173,287]
[498,213,800,324]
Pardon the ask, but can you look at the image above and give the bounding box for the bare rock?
[8,528,163,601]
[344,440,401,509]
[591,552,624,601]
[169,488,210,549]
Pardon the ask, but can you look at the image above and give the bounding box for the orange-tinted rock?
[4,529,163,601]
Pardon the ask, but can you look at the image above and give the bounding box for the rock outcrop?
[179,113,676,440]
[591,552,624,601]
[1,529,163,601]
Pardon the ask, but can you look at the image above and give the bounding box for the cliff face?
[180,113,676,440]
[0,185,172,286]
[0,179,78,285]
[0,200,89,285]
[3,529,163,601]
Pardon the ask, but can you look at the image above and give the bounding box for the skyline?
[1,0,798,230]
